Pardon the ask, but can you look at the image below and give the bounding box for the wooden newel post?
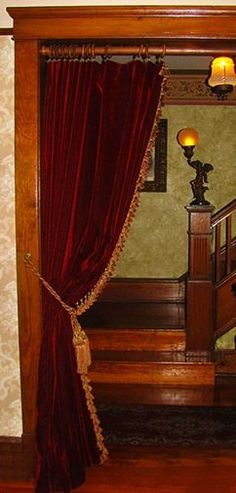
[186,205,215,351]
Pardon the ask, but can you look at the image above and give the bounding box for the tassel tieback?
[24,253,91,375]
[70,310,92,374]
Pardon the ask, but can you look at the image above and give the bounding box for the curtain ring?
[162,44,166,58]
[102,44,111,62]
[141,44,146,59]
[138,44,143,59]
[81,44,86,60]
[91,43,95,60]
[145,45,150,61]
[69,45,74,60]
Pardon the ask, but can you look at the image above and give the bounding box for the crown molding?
[7,6,236,41]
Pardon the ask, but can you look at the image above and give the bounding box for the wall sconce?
[207,56,236,100]
[177,128,214,206]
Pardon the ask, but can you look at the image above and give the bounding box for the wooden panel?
[0,437,34,481]
[186,206,214,280]
[7,7,236,41]
[81,301,185,329]
[215,272,236,336]
[15,40,41,436]
[186,281,213,351]
[100,279,185,303]
[89,361,215,386]
[215,351,236,376]
[87,328,186,352]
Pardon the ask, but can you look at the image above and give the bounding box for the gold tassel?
[70,311,92,374]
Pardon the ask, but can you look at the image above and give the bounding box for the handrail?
[211,198,236,227]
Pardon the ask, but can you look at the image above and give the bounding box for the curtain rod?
[40,43,236,59]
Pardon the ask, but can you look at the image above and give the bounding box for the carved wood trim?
[7,6,236,41]
[15,40,42,435]
[166,74,236,105]
[100,278,185,302]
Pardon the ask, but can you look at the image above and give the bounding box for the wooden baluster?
[226,215,232,275]
[215,222,222,282]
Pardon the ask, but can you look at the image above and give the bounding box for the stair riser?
[87,329,186,352]
[89,362,215,386]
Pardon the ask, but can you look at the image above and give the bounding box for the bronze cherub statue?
[187,158,214,206]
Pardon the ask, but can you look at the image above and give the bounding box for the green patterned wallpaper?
[115,104,236,278]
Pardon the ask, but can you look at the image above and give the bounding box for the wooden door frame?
[4,5,236,478]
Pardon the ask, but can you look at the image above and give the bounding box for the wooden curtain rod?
[40,43,236,59]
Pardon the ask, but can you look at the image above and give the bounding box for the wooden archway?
[5,5,236,479]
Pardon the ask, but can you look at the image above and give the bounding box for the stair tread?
[87,327,185,332]
[93,379,236,407]
[91,350,212,363]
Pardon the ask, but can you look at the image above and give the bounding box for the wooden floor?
[1,445,236,493]
[1,377,236,492]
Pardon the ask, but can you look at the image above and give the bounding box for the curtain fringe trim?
[81,374,109,463]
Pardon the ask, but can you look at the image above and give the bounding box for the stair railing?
[186,199,236,352]
[211,198,236,283]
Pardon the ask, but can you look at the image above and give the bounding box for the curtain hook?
[156,44,166,64]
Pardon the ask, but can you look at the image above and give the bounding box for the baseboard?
[0,435,35,481]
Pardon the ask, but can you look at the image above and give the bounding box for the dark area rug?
[97,404,236,447]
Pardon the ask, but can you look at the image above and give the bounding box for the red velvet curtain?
[37,59,164,492]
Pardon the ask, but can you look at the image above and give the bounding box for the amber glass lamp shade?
[177,128,199,148]
[207,56,236,99]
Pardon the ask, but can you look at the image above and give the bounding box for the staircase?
[88,329,214,387]
[83,200,236,407]
[83,277,215,406]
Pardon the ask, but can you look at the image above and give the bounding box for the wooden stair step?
[91,349,211,362]
[93,378,236,407]
[214,350,236,375]
[89,358,215,386]
[81,301,185,329]
[87,328,186,352]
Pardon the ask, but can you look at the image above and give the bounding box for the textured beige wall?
[115,105,236,278]
[0,37,22,436]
